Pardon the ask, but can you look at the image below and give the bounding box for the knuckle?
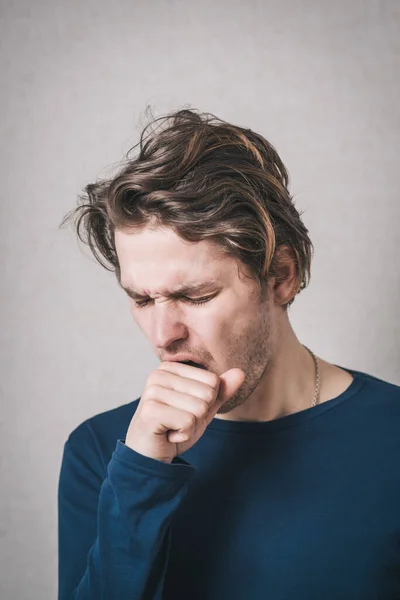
[182,412,196,431]
[144,383,158,398]
[141,396,159,416]
[202,386,216,404]
[197,398,210,417]
[207,372,220,389]
[145,371,156,386]
[146,370,164,387]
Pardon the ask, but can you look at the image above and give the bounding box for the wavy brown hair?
[60,108,313,308]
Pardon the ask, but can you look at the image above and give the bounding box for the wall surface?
[0,1,399,598]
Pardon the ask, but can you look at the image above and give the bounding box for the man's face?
[114,225,278,414]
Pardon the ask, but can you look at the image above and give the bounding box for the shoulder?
[345,367,400,429]
[65,398,141,472]
[354,368,400,402]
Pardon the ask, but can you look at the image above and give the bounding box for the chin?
[216,396,242,415]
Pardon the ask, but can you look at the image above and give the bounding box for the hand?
[125,361,246,463]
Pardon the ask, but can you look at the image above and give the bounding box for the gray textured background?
[1,0,399,598]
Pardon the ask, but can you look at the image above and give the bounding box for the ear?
[270,245,298,307]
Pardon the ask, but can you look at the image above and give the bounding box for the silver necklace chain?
[303,345,320,407]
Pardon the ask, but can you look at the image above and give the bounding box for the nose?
[151,302,189,351]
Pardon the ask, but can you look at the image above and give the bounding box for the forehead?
[114,226,234,291]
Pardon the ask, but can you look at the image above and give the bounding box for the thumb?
[216,368,246,408]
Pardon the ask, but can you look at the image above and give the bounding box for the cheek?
[223,297,265,345]
[201,305,241,346]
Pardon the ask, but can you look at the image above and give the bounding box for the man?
[58,109,400,599]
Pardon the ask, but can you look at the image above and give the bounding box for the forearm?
[59,440,196,599]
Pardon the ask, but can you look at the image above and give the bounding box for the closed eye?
[132,295,216,309]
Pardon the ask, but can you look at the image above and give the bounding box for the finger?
[140,399,197,439]
[150,369,218,405]
[208,368,246,418]
[145,384,214,421]
[158,361,220,388]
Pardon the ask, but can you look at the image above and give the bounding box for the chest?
[164,455,400,599]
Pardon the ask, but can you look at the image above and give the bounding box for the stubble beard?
[216,296,273,415]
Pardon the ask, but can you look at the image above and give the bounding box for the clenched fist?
[125,361,246,463]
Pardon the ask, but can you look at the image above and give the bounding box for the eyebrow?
[120,280,221,300]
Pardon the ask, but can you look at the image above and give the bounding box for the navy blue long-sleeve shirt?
[58,367,400,599]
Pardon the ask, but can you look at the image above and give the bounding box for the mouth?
[180,360,207,370]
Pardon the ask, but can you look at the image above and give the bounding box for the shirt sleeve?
[58,432,196,600]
